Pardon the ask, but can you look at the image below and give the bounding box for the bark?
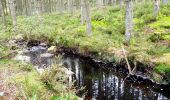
[68,0,73,14]
[9,0,17,27]
[125,0,133,43]
[80,0,85,25]
[59,0,64,14]
[36,0,42,19]
[120,0,124,8]
[96,0,103,8]
[0,0,6,27]
[84,0,92,36]
[154,0,160,16]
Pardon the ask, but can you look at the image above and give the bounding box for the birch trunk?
[125,0,133,43]
[84,0,92,36]
[0,0,6,27]
[81,0,85,25]
[9,0,17,28]
[154,0,160,16]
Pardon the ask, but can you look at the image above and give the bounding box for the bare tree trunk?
[125,0,133,43]
[120,0,124,8]
[9,0,17,28]
[84,0,92,36]
[154,0,160,16]
[59,0,64,14]
[68,0,73,14]
[4,0,8,15]
[0,0,6,27]
[81,0,85,25]
[96,0,102,8]
[36,0,42,19]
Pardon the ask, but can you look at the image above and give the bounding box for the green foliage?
[154,63,170,75]
[0,3,170,85]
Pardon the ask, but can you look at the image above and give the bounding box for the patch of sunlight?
[149,17,170,29]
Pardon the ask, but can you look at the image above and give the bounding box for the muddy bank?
[10,39,170,98]
[11,39,169,83]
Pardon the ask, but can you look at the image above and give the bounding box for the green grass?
[0,3,170,82]
[0,59,78,100]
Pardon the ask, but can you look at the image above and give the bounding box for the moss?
[154,63,170,75]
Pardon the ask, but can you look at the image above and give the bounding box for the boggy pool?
[62,56,170,100]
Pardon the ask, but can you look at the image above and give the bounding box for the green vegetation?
[0,60,78,100]
[0,2,170,98]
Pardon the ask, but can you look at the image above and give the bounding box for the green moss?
[154,63,170,74]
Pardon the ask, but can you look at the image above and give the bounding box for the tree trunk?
[9,0,17,28]
[36,0,42,19]
[84,0,92,36]
[120,0,124,8]
[96,0,103,8]
[154,0,160,16]
[0,0,6,27]
[81,0,85,25]
[59,0,64,14]
[125,0,133,43]
[68,0,73,14]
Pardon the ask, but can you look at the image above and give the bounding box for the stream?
[62,55,170,100]
[13,44,170,100]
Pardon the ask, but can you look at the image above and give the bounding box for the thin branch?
[122,45,132,74]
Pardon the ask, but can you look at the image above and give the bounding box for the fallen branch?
[122,46,132,74]
[122,45,137,82]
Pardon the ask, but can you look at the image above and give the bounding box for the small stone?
[30,46,47,53]
[13,54,31,63]
[48,46,56,52]
[40,53,54,58]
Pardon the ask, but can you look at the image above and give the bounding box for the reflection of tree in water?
[61,56,169,100]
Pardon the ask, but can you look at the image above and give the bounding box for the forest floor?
[0,3,170,99]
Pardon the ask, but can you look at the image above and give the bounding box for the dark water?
[62,56,170,100]
[19,45,170,100]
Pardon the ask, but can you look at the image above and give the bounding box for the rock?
[40,53,54,58]
[30,46,47,54]
[48,46,56,52]
[13,54,31,63]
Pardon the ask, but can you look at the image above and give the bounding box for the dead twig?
[122,45,137,82]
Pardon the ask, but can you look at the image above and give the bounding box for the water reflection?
[62,56,169,100]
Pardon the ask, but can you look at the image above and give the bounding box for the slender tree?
[120,0,124,8]
[68,0,73,14]
[125,0,133,43]
[9,0,17,28]
[81,0,85,25]
[83,0,92,36]
[36,0,43,19]
[0,0,6,27]
[154,0,160,16]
